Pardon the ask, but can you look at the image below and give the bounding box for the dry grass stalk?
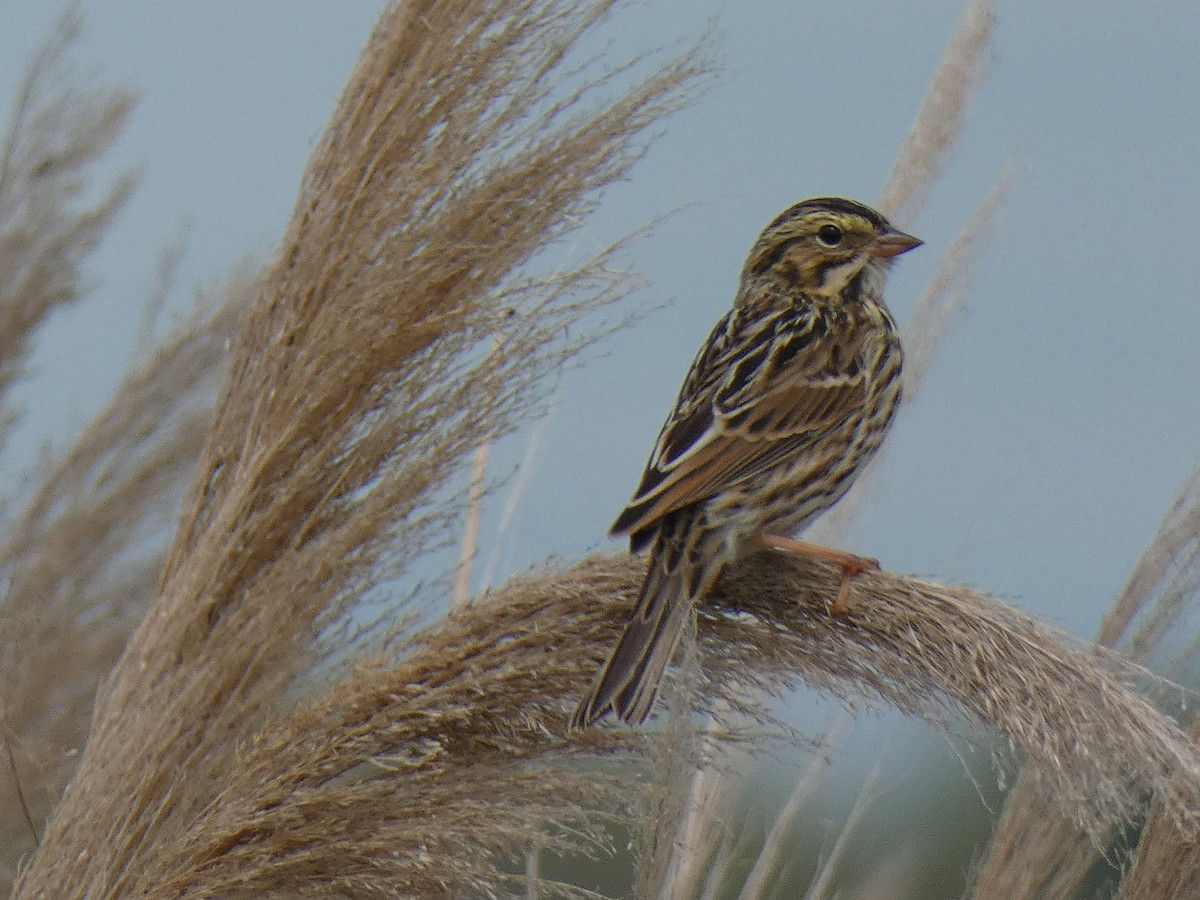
[0,8,135,415]
[973,463,1200,900]
[0,288,244,886]
[897,166,1012,394]
[0,10,202,886]
[1115,717,1200,900]
[970,775,1104,900]
[482,409,556,592]
[690,550,1200,844]
[654,715,749,900]
[13,1,706,895]
[454,331,503,607]
[19,545,1190,896]
[106,559,648,898]
[1100,462,1200,655]
[451,333,506,614]
[735,715,849,900]
[454,415,492,606]
[633,619,733,900]
[802,764,881,900]
[876,0,995,225]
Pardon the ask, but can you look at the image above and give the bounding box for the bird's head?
[744,197,921,299]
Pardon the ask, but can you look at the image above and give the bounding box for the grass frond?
[12,2,707,895]
[692,551,1200,844]
[1117,719,1200,900]
[0,284,244,885]
[22,545,1191,896]
[876,0,995,225]
[1102,462,1200,658]
[0,7,135,417]
[973,460,1200,900]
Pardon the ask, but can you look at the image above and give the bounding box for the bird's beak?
[869,228,923,258]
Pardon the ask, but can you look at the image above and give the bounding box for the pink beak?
[870,228,923,258]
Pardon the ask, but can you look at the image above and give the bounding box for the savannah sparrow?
[572,197,921,728]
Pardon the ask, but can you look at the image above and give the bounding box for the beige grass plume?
[876,0,994,226]
[0,10,145,882]
[973,460,1200,900]
[0,285,242,883]
[12,1,706,895]
[0,9,135,414]
[24,547,1195,897]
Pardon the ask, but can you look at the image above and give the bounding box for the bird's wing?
[610,314,866,539]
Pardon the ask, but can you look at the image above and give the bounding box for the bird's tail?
[571,525,695,728]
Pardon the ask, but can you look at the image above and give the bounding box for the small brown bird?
[572,197,921,728]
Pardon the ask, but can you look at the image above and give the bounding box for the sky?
[3,0,1200,853]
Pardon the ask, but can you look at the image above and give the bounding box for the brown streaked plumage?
[572,197,921,728]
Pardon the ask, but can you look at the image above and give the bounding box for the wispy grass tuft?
[0,8,135,425]
[1117,720,1200,900]
[973,460,1200,900]
[1102,462,1200,660]
[692,551,1200,844]
[126,561,649,897]
[0,286,243,884]
[876,0,994,225]
[12,2,707,896]
[0,9,155,884]
[22,540,1192,895]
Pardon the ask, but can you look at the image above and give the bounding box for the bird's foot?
[757,534,879,616]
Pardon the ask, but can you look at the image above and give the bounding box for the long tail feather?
[571,530,693,728]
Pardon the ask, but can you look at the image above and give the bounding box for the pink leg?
[758,534,879,616]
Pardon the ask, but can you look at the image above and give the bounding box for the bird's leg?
[757,534,879,616]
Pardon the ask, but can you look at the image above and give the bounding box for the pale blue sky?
[4,2,1200,661]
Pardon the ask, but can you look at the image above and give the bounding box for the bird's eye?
[816,224,843,246]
